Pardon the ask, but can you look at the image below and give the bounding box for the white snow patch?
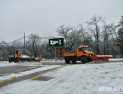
[109,58,123,62]
[0,61,17,67]
[0,61,42,67]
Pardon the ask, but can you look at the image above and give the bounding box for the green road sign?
[49,38,64,46]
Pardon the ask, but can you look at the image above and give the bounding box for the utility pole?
[24,32,25,49]
[54,47,57,61]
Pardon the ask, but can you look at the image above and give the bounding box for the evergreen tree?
[116,16,123,57]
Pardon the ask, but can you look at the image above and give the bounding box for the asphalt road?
[0,62,66,88]
[0,67,60,88]
[0,61,65,76]
[0,66,41,76]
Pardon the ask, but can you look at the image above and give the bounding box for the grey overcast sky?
[0,0,123,42]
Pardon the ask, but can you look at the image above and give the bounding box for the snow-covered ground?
[0,59,123,94]
[109,58,123,62]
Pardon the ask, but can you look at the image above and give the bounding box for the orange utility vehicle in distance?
[63,45,95,64]
[8,49,41,62]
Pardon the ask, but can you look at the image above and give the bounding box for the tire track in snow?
[32,65,80,94]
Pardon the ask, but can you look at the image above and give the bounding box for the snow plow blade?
[18,57,35,61]
[18,57,41,62]
[91,55,113,61]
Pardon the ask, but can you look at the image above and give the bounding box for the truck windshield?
[83,47,92,52]
[19,50,29,55]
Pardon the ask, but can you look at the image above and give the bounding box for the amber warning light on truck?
[49,38,64,46]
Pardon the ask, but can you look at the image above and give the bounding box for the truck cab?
[15,49,34,61]
[77,45,94,57]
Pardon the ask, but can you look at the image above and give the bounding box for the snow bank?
[109,58,123,62]
[41,59,65,63]
[0,61,17,67]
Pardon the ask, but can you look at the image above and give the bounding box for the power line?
[8,37,24,44]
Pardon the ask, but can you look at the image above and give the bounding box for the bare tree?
[26,34,41,58]
[56,24,94,52]
[108,24,118,56]
[78,24,86,45]
[78,24,93,46]
[116,28,123,57]
[0,41,12,55]
[102,25,109,55]
[0,41,23,60]
[116,16,123,57]
[56,24,87,51]
[56,25,75,51]
[87,15,103,54]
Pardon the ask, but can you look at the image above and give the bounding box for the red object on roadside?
[56,47,69,58]
[35,58,41,62]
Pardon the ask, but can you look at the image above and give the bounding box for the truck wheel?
[9,58,12,63]
[81,56,88,64]
[14,58,19,63]
[72,60,76,64]
[65,57,70,64]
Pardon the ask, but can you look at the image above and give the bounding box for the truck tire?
[9,58,12,63]
[9,58,14,63]
[14,58,19,63]
[81,56,88,64]
[65,57,70,64]
[72,60,76,64]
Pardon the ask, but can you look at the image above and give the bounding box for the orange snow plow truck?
[8,49,41,62]
[63,45,112,64]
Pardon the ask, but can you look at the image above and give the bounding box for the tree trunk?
[120,46,123,57]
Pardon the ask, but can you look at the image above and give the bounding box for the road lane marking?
[29,67,62,80]
[0,75,26,84]
[65,64,68,66]
[0,66,65,92]
[0,66,63,84]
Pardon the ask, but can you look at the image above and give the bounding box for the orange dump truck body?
[63,52,76,57]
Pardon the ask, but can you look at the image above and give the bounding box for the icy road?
[0,60,123,94]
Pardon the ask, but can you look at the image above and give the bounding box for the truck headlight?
[89,54,93,58]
